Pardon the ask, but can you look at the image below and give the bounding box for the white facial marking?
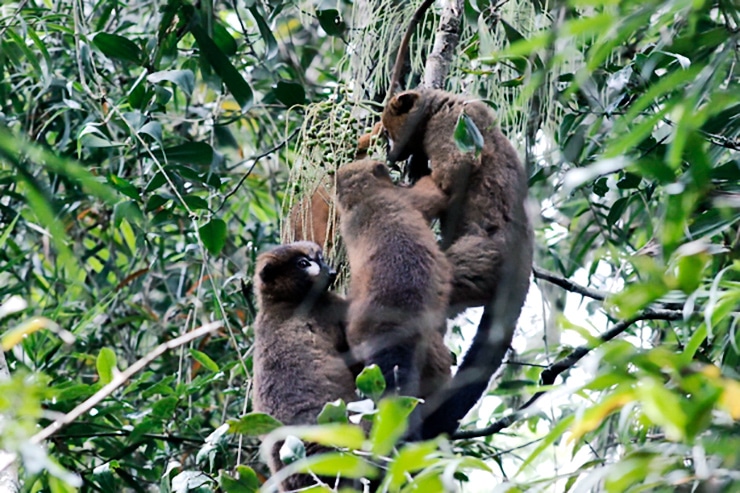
[305,261,320,277]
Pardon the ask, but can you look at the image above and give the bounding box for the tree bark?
[422,0,464,90]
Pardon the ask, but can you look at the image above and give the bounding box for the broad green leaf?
[190,24,254,110]
[316,10,346,37]
[189,349,219,372]
[387,441,438,489]
[113,200,144,227]
[182,195,209,211]
[107,175,141,201]
[636,378,687,441]
[96,348,117,385]
[356,365,385,401]
[317,399,349,424]
[93,33,144,65]
[570,387,636,442]
[249,6,278,58]
[147,70,195,97]
[369,397,417,456]
[274,81,306,107]
[149,142,214,166]
[152,396,179,419]
[294,452,378,479]
[219,467,259,493]
[279,435,305,464]
[212,21,238,56]
[228,413,283,436]
[199,218,227,256]
[453,112,484,156]
[299,423,365,450]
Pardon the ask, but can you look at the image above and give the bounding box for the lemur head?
[335,159,393,211]
[254,242,336,305]
[382,90,426,162]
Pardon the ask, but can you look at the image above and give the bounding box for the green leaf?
[189,24,254,110]
[151,142,214,166]
[387,441,438,489]
[317,399,348,424]
[212,21,238,57]
[453,112,484,156]
[316,10,346,37]
[147,70,195,97]
[93,33,144,65]
[274,81,306,108]
[356,365,386,401]
[189,349,219,372]
[219,467,259,493]
[249,6,278,58]
[107,175,141,201]
[606,197,629,227]
[96,348,117,385]
[199,218,227,256]
[113,200,144,227]
[369,397,418,456]
[152,396,179,419]
[228,413,283,436]
[298,423,365,450]
[279,435,305,464]
[294,452,378,479]
[182,195,209,211]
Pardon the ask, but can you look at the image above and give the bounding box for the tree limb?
[532,265,608,301]
[0,321,223,474]
[422,0,464,89]
[451,308,685,439]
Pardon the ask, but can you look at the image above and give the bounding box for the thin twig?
[217,128,300,212]
[0,321,222,473]
[532,266,608,301]
[451,309,685,439]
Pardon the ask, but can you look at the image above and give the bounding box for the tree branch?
[422,0,464,89]
[451,308,685,439]
[532,266,607,301]
[0,321,223,473]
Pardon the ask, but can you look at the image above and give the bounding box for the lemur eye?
[297,258,311,269]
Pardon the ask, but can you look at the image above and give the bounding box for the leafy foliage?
[0,0,738,492]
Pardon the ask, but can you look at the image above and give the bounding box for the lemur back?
[382,88,534,438]
[335,160,453,436]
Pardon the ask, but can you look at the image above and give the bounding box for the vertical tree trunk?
[422,0,464,90]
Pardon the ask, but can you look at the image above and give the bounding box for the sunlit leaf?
[96,348,118,385]
[356,365,385,401]
[369,397,417,456]
[189,349,219,372]
[228,413,283,436]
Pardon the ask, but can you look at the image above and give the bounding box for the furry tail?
[419,305,513,439]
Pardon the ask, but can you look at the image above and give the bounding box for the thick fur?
[382,89,534,438]
[286,179,335,254]
[336,160,453,435]
[252,242,357,491]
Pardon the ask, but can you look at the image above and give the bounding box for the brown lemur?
[252,241,358,490]
[381,90,534,438]
[335,159,452,439]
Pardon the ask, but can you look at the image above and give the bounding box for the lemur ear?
[391,91,419,114]
[259,260,278,284]
[372,162,390,180]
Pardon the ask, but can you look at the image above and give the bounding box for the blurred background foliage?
[0,0,738,491]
